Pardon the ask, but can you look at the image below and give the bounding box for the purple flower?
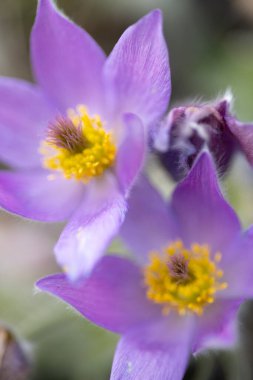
[154,92,253,181]
[0,0,171,280]
[36,151,252,379]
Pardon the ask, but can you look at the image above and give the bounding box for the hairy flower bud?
[154,93,244,181]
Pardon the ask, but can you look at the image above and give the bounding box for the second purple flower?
[37,151,253,379]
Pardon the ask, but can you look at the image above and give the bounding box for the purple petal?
[221,226,253,299]
[37,256,160,333]
[194,298,241,351]
[104,9,170,129]
[0,170,83,221]
[55,175,127,280]
[116,114,146,194]
[0,77,54,168]
[110,318,194,380]
[31,0,106,112]
[121,176,178,263]
[226,117,253,165]
[171,151,241,251]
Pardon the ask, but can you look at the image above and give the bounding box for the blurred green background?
[0,0,253,379]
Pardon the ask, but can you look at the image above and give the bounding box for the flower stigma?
[41,105,116,182]
[144,240,227,316]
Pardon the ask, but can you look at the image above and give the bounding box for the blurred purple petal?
[0,77,54,168]
[104,9,170,128]
[226,118,253,165]
[0,170,83,221]
[31,0,106,112]
[194,298,241,351]
[111,318,193,380]
[55,175,127,280]
[116,114,146,194]
[221,226,253,299]
[121,176,178,263]
[171,151,240,251]
[37,256,160,333]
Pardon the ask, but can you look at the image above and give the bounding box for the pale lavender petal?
[121,176,178,263]
[0,170,83,221]
[104,10,170,129]
[171,151,241,252]
[194,299,241,352]
[111,317,194,380]
[0,77,55,168]
[226,117,253,165]
[221,226,253,299]
[55,175,127,280]
[116,114,146,194]
[37,256,160,333]
[31,0,106,112]
[200,319,237,350]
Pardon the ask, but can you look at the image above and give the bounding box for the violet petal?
[171,151,241,252]
[55,174,127,280]
[104,9,171,129]
[116,113,146,195]
[0,170,83,221]
[121,176,178,263]
[0,77,54,168]
[31,0,106,113]
[110,317,194,380]
[37,256,160,333]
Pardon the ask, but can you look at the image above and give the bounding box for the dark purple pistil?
[167,253,192,284]
[46,117,87,154]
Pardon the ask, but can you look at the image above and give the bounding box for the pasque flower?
[154,92,253,181]
[0,0,171,279]
[37,151,253,379]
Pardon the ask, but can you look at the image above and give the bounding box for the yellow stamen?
[41,105,116,182]
[144,240,227,316]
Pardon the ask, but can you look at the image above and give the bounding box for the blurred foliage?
[0,0,253,378]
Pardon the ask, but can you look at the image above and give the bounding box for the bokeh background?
[0,0,253,379]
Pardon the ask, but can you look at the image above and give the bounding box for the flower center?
[144,240,227,316]
[41,105,116,182]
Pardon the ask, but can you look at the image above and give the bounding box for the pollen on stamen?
[143,240,228,316]
[40,105,116,182]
